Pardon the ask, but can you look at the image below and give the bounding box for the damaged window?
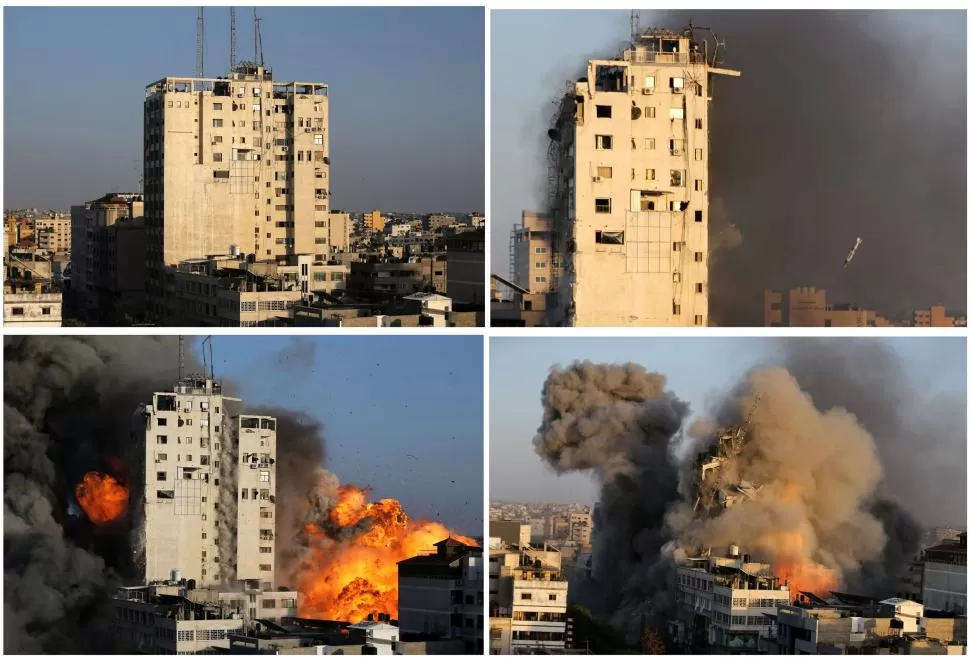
[670,170,685,187]
[595,230,625,245]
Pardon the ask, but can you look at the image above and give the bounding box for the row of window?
[594,197,704,221]
[517,592,558,601]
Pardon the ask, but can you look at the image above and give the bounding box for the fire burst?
[75,471,129,525]
[298,484,477,622]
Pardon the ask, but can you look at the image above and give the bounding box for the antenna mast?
[630,10,640,45]
[178,336,185,381]
[196,7,205,77]
[230,7,237,71]
[254,9,264,66]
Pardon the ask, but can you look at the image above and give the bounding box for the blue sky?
[4,6,484,213]
[490,337,966,512]
[191,336,483,535]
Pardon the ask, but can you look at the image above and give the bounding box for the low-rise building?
[489,539,568,654]
[3,282,62,327]
[398,538,484,654]
[923,533,967,615]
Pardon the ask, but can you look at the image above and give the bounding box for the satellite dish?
[631,106,642,120]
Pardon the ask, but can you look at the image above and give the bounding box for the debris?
[842,237,862,269]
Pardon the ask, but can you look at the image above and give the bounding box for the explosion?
[75,471,129,525]
[297,484,477,622]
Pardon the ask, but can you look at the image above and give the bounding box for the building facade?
[34,214,72,254]
[3,285,62,327]
[546,28,739,326]
[133,377,276,588]
[511,210,557,296]
[923,533,967,615]
[445,229,485,306]
[143,64,329,319]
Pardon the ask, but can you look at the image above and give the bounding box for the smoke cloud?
[3,337,328,654]
[532,343,955,635]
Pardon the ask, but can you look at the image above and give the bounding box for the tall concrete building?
[143,63,329,318]
[133,375,276,589]
[510,210,557,295]
[545,27,739,326]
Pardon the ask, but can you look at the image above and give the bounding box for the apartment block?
[3,283,62,327]
[363,210,384,233]
[34,214,72,253]
[511,210,557,296]
[489,540,569,654]
[446,229,485,306]
[545,28,739,326]
[132,376,276,588]
[143,63,329,318]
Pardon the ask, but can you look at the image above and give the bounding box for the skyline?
[192,335,484,534]
[4,6,485,213]
[491,10,966,322]
[489,337,966,527]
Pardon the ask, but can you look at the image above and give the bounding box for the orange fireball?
[298,484,477,621]
[757,529,839,599]
[75,471,129,525]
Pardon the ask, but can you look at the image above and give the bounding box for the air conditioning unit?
[641,88,654,95]
[592,176,602,183]
[671,149,682,156]
[281,146,289,152]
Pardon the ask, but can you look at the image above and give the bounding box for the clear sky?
[4,6,484,213]
[490,337,966,513]
[191,335,483,536]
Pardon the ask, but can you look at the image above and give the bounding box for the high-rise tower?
[545,27,739,326]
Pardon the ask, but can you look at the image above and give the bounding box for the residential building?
[671,553,791,652]
[3,282,62,327]
[489,540,568,654]
[347,261,428,296]
[511,210,557,296]
[490,274,550,327]
[34,213,72,253]
[445,229,485,306]
[112,581,298,654]
[143,64,329,319]
[363,210,384,233]
[470,213,485,229]
[568,508,592,547]
[764,287,893,327]
[132,376,277,588]
[324,211,352,253]
[913,305,960,327]
[922,533,967,615]
[544,28,739,326]
[427,214,457,231]
[490,520,532,548]
[397,538,485,654]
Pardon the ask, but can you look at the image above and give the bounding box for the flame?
[298,484,477,621]
[75,471,129,525]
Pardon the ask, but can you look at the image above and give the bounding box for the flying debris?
[842,237,863,269]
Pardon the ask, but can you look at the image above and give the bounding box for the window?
[595,105,612,118]
[157,435,168,444]
[669,108,684,120]
[535,276,547,283]
[646,107,656,119]
[695,179,703,191]
[158,418,168,427]
[673,303,681,315]
[242,490,248,500]
[645,168,656,181]
[644,138,655,150]
[695,118,703,130]
[595,166,613,180]
[824,319,833,327]
[694,252,704,263]
[214,170,230,179]
[521,593,533,600]
[595,230,624,245]
[157,472,167,481]
[11,307,24,316]
[259,470,270,482]
[695,210,703,223]
[670,170,684,187]
[41,307,51,315]
[281,598,296,609]
[595,135,613,150]
[535,262,547,269]
[314,133,324,145]
[643,75,655,90]
[213,103,223,111]
[214,135,223,144]
[213,118,223,128]
[670,77,685,91]
[535,247,548,254]
[262,599,277,609]
[696,283,704,293]
[594,198,611,213]
[549,594,557,601]
[694,148,703,161]
[213,152,223,162]
[259,564,272,571]
[260,547,273,554]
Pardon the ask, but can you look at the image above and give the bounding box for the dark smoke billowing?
[533,342,959,635]
[540,10,966,324]
[3,336,328,654]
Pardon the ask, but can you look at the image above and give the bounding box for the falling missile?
[843,237,862,269]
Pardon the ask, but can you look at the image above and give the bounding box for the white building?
[673,554,790,652]
[143,63,330,319]
[923,533,967,615]
[489,539,568,654]
[3,286,62,327]
[545,27,739,326]
[133,376,276,588]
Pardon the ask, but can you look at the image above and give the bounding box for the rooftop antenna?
[253,9,264,67]
[196,7,205,77]
[630,9,640,45]
[201,335,214,380]
[178,336,185,381]
[229,7,237,71]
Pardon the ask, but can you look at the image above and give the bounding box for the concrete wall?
[236,415,277,586]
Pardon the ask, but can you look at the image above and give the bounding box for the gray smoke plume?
[538,10,965,324]
[4,336,182,654]
[533,347,951,635]
[3,337,328,653]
